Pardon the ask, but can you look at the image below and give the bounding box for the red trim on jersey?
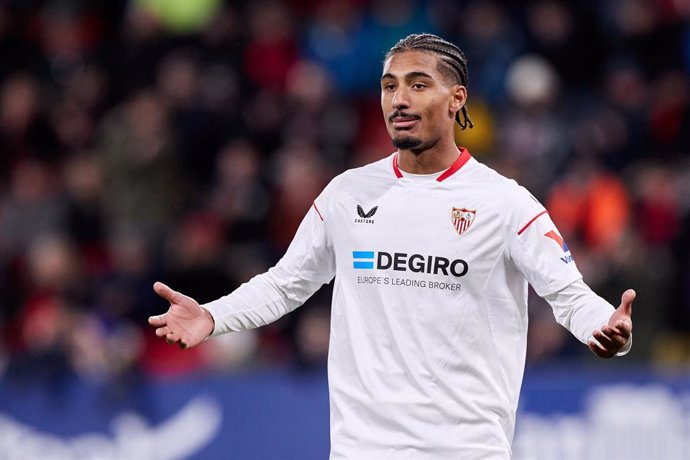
[312,202,324,221]
[392,147,471,180]
[436,147,471,182]
[517,210,548,235]
[392,154,403,178]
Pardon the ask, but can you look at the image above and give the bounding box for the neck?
[397,137,460,174]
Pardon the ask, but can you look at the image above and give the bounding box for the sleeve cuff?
[200,303,222,338]
[616,335,632,356]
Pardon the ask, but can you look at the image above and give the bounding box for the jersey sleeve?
[201,182,337,335]
[505,186,582,297]
[544,278,631,355]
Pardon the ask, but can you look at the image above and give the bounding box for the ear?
[449,85,467,118]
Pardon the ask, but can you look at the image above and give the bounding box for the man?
[149,34,633,459]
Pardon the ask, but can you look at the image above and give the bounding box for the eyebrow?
[381,71,435,82]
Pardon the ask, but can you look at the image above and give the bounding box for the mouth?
[389,113,420,130]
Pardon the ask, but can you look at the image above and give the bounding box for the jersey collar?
[392,147,471,182]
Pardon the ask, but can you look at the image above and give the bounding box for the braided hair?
[385,34,474,130]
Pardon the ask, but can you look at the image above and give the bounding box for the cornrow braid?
[385,34,474,130]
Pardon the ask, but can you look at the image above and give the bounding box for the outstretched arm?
[148,282,215,349]
[148,196,335,347]
[503,189,634,358]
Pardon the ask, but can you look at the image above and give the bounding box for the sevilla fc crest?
[451,208,476,236]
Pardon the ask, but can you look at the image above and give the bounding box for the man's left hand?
[588,289,634,358]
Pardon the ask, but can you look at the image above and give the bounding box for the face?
[381,50,466,153]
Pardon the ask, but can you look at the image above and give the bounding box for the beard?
[392,135,423,151]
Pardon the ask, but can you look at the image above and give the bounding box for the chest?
[328,183,506,283]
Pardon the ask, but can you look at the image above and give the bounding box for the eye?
[383,83,396,91]
[412,82,427,90]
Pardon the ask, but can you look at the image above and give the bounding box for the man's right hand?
[148,282,215,349]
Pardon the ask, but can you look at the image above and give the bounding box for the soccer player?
[149,34,634,459]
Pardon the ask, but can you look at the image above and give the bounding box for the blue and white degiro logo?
[352,251,375,269]
[352,250,468,277]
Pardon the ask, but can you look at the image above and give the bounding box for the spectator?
[0,0,688,381]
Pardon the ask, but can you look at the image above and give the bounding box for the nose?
[392,87,410,110]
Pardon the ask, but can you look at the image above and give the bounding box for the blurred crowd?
[1,0,689,385]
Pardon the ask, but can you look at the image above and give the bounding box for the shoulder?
[325,154,396,192]
[465,159,545,230]
[342,154,396,181]
[467,159,540,206]
[315,153,397,206]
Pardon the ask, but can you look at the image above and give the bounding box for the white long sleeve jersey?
[203,149,617,459]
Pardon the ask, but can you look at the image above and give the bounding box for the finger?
[604,322,631,340]
[154,281,179,303]
[596,329,627,349]
[165,332,180,345]
[592,330,619,350]
[601,325,625,338]
[588,339,614,359]
[615,319,632,337]
[619,289,636,317]
[153,281,195,306]
[148,314,167,327]
[601,325,616,335]
[155,327,170,337]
